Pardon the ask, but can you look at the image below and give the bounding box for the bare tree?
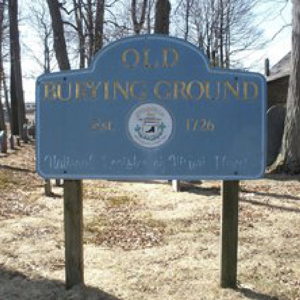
[131,0,148,34]
[174,0,263,68]
[0,43,7,152]
[9,0,27,141]
[71,0,86,68]
[54,0,106,68]
[0,0,6,151]
[29,0,54,74]
[94,0,105,55]
[0,0,12,149]
[154,0,171,34]
[84,0,106,63]
[146,0,155,33]
[46,0,70,71]
[182,0,194,40]
[104,1,135,40]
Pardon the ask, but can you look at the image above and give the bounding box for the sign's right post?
[220,180,240,288]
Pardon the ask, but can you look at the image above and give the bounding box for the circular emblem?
[128,103,173,148]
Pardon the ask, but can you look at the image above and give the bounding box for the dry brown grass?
[0,144,300,299]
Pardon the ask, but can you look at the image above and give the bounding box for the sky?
[19,0,292,103]
[240,0,292,71]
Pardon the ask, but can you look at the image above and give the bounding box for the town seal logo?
[128,103,173,148]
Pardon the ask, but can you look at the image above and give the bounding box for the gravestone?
[9,134,15,150]
[267,105,286,166]
[23,123,30,142]
[28,123,36,139]
[56,179,63,187]
[0,130,7,153]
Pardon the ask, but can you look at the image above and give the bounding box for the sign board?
[36,35,266,180]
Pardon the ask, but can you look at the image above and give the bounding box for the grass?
[84,194,166,250]
[1,144,300,299]
[0,170,23,192]
[105,195,137,207]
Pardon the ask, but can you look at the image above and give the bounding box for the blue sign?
[36,35,266,180]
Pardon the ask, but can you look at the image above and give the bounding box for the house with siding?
[266,52,291,108]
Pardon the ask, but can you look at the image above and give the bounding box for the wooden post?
[220,180,239,289]
[172,180,181,192]
[44,180,52,196]
[64,180,84,289]
[56,179,63,187]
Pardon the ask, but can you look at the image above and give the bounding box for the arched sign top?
[36,35,266,180]
[90,34,211,74]
[38,34,265,84]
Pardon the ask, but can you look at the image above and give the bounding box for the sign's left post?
[64,180,84,289]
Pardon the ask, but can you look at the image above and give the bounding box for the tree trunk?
[1,66,12,136]
[219,0,224,68]
[93,0,105,55]
[44,32,51,73]
[276,1,300,173]
[10,62,18,134]
[9,0,26,140]
[0,101,5,130]
[0,56,6,143]
[225,1,231,68]
[184,0,193,41]
[73,0,86,69]
[41,10,52,74]
[0,87,5,133]
[154,0,171,34]
[131,0,148,34]
[46,0,70,71]
[0,0,6,138]
[147,0,155,33]
[86,0,94,65]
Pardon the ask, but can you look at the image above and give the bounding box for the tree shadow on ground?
[241,187,300,202]
[0,266,122,300]
[240,197,300,214]
[238,287,279,300]
[111,180,173,185]
[265,172,300,182]
[0,164,35,174]
[179,181,300,213]
[180,182,220,196]
[45,191,62,199]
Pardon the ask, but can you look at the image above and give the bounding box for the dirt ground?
[0,143,300,300]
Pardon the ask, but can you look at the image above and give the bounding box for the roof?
[267,52,291,82]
